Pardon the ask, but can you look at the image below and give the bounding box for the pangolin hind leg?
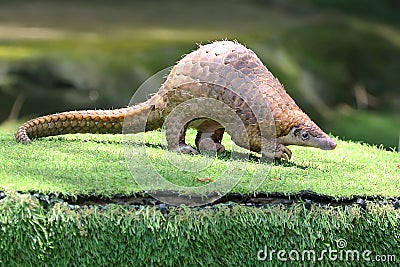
[165,118,226,155]
[164,118,199,154]
[193,120,225,153]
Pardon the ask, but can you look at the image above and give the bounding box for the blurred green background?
[0,0,399,149]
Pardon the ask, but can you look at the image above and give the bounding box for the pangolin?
[15,41,336,160]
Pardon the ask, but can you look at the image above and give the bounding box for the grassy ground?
[1,124,399,199]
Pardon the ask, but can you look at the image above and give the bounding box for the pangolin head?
[278,111,337,150]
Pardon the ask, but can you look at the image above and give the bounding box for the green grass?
[1,193,399,266]
[1,126,399,198]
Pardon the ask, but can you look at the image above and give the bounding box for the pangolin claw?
[283,145,292,160]
[275,144,292,161]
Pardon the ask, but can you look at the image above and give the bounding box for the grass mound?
[0,129,399,198]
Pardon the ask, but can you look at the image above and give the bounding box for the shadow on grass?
[143,141,314,170]
[50,136,315,170]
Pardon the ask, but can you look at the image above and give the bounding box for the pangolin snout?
[320,138,337,150]
[328,140,337,150]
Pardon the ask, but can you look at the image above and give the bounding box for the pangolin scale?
[15,41,336,159]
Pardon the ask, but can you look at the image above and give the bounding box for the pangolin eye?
[301,132,310,141]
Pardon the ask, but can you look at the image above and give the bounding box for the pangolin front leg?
[260,138,293,161]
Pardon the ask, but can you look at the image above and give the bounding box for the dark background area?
[0,0,399,149]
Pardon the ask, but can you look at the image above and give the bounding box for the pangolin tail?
[15,100,163,144]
